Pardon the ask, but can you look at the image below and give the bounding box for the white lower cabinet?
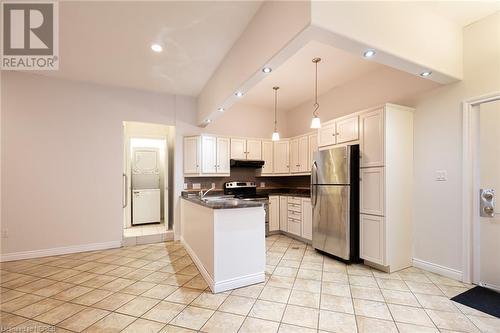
[360,214,385,265]
[287,218,301,237]
[279,196,288,232]
[269,196,279,232]
[301,198,312,241]
[360,167,385,216]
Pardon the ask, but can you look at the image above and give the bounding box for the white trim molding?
[462,91,500,284]
[0,241,122,262]
[413,258,462,282]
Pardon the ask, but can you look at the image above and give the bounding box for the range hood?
[230,159,265,168]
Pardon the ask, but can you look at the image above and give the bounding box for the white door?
[246,140,262,160]
[477,100,500,291]
[360,167,385,216]
[290,139,299,173]
[336,115,359,144]
[301,198,312,240]
[360,108,384,167]
[269,196,280,232]
[216,137,230,174]
[279,196,288,231]
[231,138,246,159]
[308,134,318,171]
[184,136,200,174]
[318,122,336,147]
[201,136,217,174]
[274,140,290,174]
[261,141,274,174]
[298,136,309,172]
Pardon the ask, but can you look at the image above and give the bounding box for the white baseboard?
[413,258,463,281]
[181,237,264,293]
[0,241,122,262]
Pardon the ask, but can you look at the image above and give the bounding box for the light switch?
[192,183,201,190]
[435,170,447,181]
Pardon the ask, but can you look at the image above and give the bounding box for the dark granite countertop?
[182,196,264,209]
[181,187,311,198]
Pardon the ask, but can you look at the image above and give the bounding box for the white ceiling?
[416,1,500,27]
[240,40,384,110]
[238,40,441,112]
[39,1,262,96]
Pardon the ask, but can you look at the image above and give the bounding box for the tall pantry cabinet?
[359,104,414,273]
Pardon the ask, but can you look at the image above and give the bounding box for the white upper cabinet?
[308,134,318,171]
[216,137,230,174]
[360,108,384,167]
[201,136,217,174]
[261,141,274,174]
[290,139,299,173]
[298,136,309,173]
[318,121,336,147]
[183,136,200,174]
[246,140,262,160]
[230,138,246,159]
[274,140,290,174]
[336,115,359,144]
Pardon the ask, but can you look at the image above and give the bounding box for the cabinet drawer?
[288,210,301,219]
[287,218,301,236]
[288,197,301,204]
[287,203,301,212]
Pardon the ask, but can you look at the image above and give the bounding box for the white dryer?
[132,189,161,225]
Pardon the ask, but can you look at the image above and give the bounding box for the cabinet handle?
[335,133,340,135]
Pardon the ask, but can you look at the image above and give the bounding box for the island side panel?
[180,199,215,281]
[213,207,266,292]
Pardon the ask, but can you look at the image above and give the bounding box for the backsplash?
[184,167,310,190]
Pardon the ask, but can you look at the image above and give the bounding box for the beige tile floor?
[1,234,499,333]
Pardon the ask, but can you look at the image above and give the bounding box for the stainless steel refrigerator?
[311,145,360,262]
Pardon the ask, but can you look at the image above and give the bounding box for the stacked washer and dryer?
[131,147,161,225]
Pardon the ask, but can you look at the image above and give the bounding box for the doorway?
[122,121,175,245]
[462,92,500,292]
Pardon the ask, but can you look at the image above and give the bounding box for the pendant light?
[310,57,322,129]
[272,86,280,141]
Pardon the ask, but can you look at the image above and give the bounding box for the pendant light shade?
[310,57,322,129]
[272,86,280,141]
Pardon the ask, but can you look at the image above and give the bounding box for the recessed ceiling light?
[235,91,244,97]
[262,67,272,73]
[151,43,163,53]
[420,71,432,77]
[217,107,224,112]
[363,49,376,58]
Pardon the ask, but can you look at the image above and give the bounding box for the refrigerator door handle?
[311,161,319,207]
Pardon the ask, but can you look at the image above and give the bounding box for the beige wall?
[413,12,500,272]
[0,72,198,258]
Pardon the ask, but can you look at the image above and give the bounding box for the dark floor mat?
[451,286,500,318]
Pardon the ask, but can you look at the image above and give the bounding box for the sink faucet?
[200,185,216,199]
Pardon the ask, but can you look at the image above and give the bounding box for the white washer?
[132,189,161,225]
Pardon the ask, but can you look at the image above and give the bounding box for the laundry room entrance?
[122,121,175,245]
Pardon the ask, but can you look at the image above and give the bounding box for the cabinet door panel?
[318,123,336,147]
[308,134,318,171]
[183,137,200,174]
[336,115,359,144]
[360,167,385,216]
[360,214,385,265]
[246,140,262,160]
[201,136,217,174]
[290,139,299,173]
[360,109,384,167]
[261,141,274,174]
[279,196,288,231]
[269,196,280,232]
[302,198,312,240]
[298,136,309,172]
[287,219,301,236]
[230,138,246,159]
[216,137,230,174]
[274,141,290,174]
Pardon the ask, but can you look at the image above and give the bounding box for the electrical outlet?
[192,183,201,190]
[260,182,266,188]
[435,170,448,181]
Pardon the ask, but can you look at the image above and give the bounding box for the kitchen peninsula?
[180,196,266,293]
